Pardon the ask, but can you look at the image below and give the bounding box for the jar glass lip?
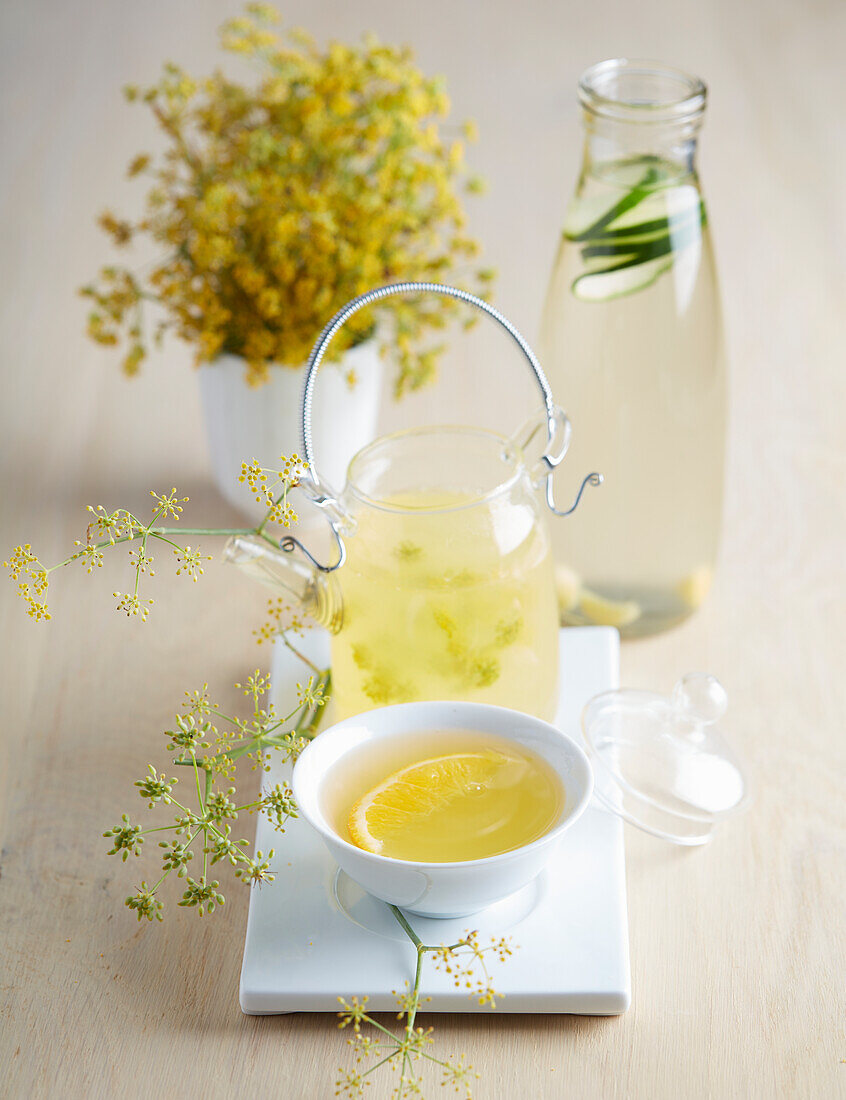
[345,424,525,515]
[579,58,706,124]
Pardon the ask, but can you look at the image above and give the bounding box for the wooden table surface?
[1,1,844,1097]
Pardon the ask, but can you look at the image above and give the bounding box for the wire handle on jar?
[282,281,602,572]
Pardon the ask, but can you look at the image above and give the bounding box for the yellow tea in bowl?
[322,730,564,863]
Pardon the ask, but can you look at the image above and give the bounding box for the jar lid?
[581,673,748,845]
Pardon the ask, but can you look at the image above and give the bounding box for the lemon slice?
[348,751,510,856]
[579,587,641,628]
[677,566,712,609]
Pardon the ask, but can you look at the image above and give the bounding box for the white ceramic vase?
[199,338,383,526]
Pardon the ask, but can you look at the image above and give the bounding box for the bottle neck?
[578,59,706,182]
[580,117,701,181]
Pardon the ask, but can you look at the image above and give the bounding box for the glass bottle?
[541,59,726,637]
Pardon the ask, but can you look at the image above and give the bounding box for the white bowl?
[292,701,594,918]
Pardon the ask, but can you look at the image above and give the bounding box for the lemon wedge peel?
[554,563,642,629]
[578,588,642,628]
[677,566,712,610]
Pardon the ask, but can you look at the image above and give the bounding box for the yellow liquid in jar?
[329,491,559,720]
[321,729,565,863]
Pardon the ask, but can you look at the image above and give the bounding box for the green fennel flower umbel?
[5,449,513,1098]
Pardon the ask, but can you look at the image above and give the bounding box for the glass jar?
[226,424,561,721]
[328,425,561,720]
[541,59,726,636]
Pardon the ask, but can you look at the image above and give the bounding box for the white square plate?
[240,626,630,1014]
